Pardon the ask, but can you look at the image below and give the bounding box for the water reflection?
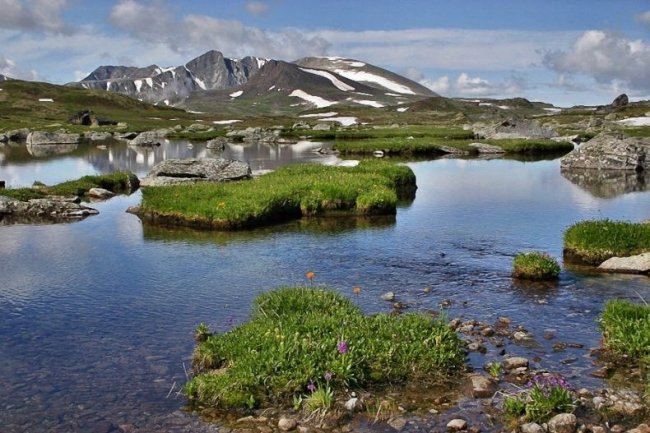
[561,168,647,198]
[0,139,337,187]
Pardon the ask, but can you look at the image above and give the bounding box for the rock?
[560,168,646,199]
[0,195,98,223]
[0,134,7,143]
[227,127,280,143]
[627,424,650,433]
[513,331,532,341]
[344,397,360,411]
[468,142,506,154]
[474,119,557,140]
[7,128,30,141]
[278,417,298,431]
[598,253,650,274]
[388,417,407,431]
[467,341,486,353]
[590,426,607,433]
[129,129,169,146]
[439,145,470,155]
[521,423,546,433]
[381,291,395,301]
[206,137,227,150]
[0,180,4,189]
[187,123,212,132]
[292,121,311,130]
[26,131,81,145]
[87,132,112,141]
[611,94,629,108]
[469,373,495,398]
[502,356,528,371]
[69,110,98,126]
[447,419,467,431]
[547,413,577,433]
[141,158,252,187]
[560,133,649,171]
[88,188,116,200]
[312,123,331,131]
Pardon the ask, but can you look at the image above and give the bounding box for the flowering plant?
[504,374,576,423]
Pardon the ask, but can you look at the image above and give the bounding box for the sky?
[1,0,650,106]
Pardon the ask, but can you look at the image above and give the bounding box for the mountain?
[70,50,437,113]
[182,60,431,115]
[70,50,266,105]
[294,57,435,97]
[0,74,8,81]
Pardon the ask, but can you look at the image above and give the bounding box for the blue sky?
[1,0,650,106]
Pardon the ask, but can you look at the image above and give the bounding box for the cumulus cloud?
[454,73,526,97]
[108,0,329,59]
[403,67,450,94]
[0,54,39,80]
[246,1,269,16]
[635,11,650,27]
[0,0,74,34]
[543,30,650,94]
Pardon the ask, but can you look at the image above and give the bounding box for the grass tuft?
[512,251,561,280]
[185,287,465,410]
[600,299,650,367]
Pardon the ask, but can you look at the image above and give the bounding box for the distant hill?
[0,74,8,81]
[68,50,437,114]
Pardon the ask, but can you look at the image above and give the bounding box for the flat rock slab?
[141,158,252,187]
[598,252,650,274]
[561,133,649,171]
[468,142,506,154]
[0,195,98,224]
[26,131,81,145]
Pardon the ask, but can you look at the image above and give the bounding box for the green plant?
[564,219,650,265]
[504,374,576,423]
[304,385,334,413]
[600,299,650,366]
[0,172,139,200]
[512,252,561,280]
[487,362,503,379]
[184,287,465,409]
[194,322,212,343]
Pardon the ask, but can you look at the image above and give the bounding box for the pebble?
[381,292,395,301]
[388,417,407,431]
[502,356,529,371]
[547,413,577,433]
[447,419,467,431]
[520,423,545,433]
[278,417,298,431]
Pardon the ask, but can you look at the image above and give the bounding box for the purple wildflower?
[324,371,333,382]
[526,374,573,392]
[337,340,348,354]
[307,381,316,393]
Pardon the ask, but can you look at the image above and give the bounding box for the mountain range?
[70,50,436,114]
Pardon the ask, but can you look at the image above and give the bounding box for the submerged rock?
[140,158,252,187]
[560,133,649,171]
[598,252,650,274]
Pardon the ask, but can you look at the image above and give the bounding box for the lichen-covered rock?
[140,158,251,186]
[598,252,650,274]
[0,195,98,224]
[128,129,169,146]
[560,133,649,171]
[26,131,81,145]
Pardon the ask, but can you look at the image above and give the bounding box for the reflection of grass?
[1,172,138,200]
[139,160,416,230]
[185,287,465,409]
[564,219,650,265]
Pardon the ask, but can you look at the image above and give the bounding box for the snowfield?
[289,89,336,108]
[213,120,242,125]
[318,116,358,126]
[618,117,650,126]
[299,112,338,118]
[299,67,355,92]
[334,69,415,95]
[229,90,243,98]
[353,99,384,108]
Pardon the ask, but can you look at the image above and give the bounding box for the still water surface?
[1,140,649,432]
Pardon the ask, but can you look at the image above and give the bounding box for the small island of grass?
[564,220,650,265]
[185,287,466,411]
[136,160,416,230]
[512,251,561,280]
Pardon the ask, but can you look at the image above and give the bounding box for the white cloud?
[246,1,269,16]
[635,11,650,27]
[108,0,329,59]
[454,73,524,97]
[0,53,39,80]
[0,0,74,34]
[543,30,650,95]
[403,67,450,94]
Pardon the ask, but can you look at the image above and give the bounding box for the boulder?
[547,413,577,433]
[87,132,113,141]
[187,123,212,132]
[502,356,529,371]
[611,94,629,108]
[468,142,506,154]
[88,188,116,200]
[140,158,252,187]
[206,137,227,150]
[0,134,7,143]
[446,419,467,431]
[7,128,30,141]
[278,417,297,431]
[598,252,650,274]
[226,127,280,143]
[129,129,169,147]
[26,131,81,146]
[474,119,557,140]
[0,195,98,224]
[521,423,546,433]
[469,373,495,398]
[560,133,649,171]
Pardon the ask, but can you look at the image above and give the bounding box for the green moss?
[512,252,561,280]
[600,299,650,367]
[139,160,416,230]
[185,287,465,409]
[564,220,650,265]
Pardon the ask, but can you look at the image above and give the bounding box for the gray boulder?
[469,373,495,398]
[468,142,506,154]
[474,119,557,140]
[0,134,7,143]
[129,129,169,147]
[7,128,30,141]
[226,127,280,143]
[26,131,81,145]
[598,252,650,274]
[88,188,116,200]
[611,93,629,108]
[206,137,227,150]
[140,158,252,187]
[547,413,577,433]
[560,133,649,171]
[0,195,98,224]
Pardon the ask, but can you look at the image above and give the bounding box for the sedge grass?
[600,299,650,367]
[564,220,650,265]
[139,160,416,230]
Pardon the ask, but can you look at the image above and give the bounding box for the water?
[0,141,649,432]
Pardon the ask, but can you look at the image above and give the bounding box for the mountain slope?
[69,50,266,105]
[294,57,436,97]
[182,60,427,115]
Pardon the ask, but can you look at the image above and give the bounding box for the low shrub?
[600,299,650,366]
[185,287,465,410]
[512,252,561,280]
[564,220,650,265]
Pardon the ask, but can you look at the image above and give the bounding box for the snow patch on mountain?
[334,69,415,95]
[318,116,357,126]
[230,90,244,98]
[299,67,355,92]
[289,89,336,108]
[300,112,338,118]
[352,99,384,108]
[213,119,242,125]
